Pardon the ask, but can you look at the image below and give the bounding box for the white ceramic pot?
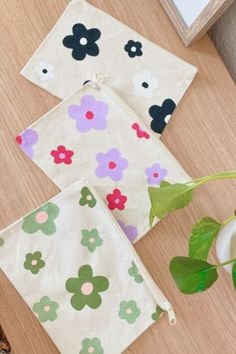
[216,219,236,273]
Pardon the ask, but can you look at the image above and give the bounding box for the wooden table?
[0,0,236,353]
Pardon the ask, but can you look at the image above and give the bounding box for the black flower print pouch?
[21,0,197,136]
[0,179,175,354]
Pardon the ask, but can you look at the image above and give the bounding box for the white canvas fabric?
[21,0,197,135]
[16,81,190,243]
[0,179,175,354]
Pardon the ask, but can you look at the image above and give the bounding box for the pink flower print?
[106,189,127,211]
[132,123,150,139]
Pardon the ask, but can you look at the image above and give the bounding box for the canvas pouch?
[21,0,197,135]
[16,80,190,242]
[0,179,175,354]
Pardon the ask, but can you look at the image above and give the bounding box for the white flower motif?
[132,70,159,99]
[34,62,55,82]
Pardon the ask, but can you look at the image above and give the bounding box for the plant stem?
[193,171,236,188]
[222,214,236,226]
[215,258,236,268]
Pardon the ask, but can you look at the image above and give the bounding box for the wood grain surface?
[0,0,236,353]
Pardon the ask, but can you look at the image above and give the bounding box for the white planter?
[216,219,236,273]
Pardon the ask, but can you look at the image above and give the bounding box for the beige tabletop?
[0,0,236,353]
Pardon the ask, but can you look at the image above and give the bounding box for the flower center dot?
[131,46,136,52]
[115,198,120,204]
[44,305,50,312]
[87,195,92,201]
[142,82,149,88]
[59,153,65,159]
[16,135,22,145]
[85,111,94,120]
[108,161,117,169]
[31,260,38,266]
[89,237,95,243]
[153,173,159,178]
[35,211,48,224]
[81,282,93,295]
[80,37,88,45]
[42,69,48,74]
[88,347,94,354]
[126,308,132,314]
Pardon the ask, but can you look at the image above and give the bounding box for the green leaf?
[148,183,193,221]
[189,217,221,261]
[160,181,172,188]
[169,257,218,294]
[232,262,236,290]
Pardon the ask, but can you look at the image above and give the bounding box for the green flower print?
[24,251,45,274]
[79,187,97,208]
[119,300,141,324]
[33,296,59,323]
[152,305,165,321]
[81,229,103,253]
[0,237,4,247]
[80,337,104,354]
[22,202,59,236]
[128,261,143,283]
[66,265,109,311]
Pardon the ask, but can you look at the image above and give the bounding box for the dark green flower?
[33,296,59,322]
[128,261,143,283]
[79,187,96,208]
[119,300,141,324]
[0,237,4,247]
[66,265,109,311]
[24,251,45,274]
[81,229,103,253]
[22,202,59,235]
[151,305,164,321]
[80,337,104,354]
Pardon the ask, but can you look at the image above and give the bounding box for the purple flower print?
[68,94,109,132]
[95,148,128,182]
[145,163,168,185]
[117,220,138,243]
[16,129,39,159]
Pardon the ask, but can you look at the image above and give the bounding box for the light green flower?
[22,202,59,235]
[33,296,59,323]
[0,237,4,247]
[24,251,45,274]
[81,229,103,253]
[128,261,143,283]
[152,305,165,321]
[80,337,104,354]
[79,187,97,208]
[119,300,141,324]
[66,265,109,311]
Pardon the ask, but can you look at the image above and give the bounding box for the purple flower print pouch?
[16,82,190,243]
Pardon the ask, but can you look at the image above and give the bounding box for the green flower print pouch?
[0,179,175,354]
[16,82,190,243]
[21,0,197,136]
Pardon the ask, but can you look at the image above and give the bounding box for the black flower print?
[63,23,101,61]
[149,99,176,134]
[124,40,143,58]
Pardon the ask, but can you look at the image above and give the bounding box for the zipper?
[88,180,176,326]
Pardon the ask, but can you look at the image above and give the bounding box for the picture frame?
[160,0,234,46]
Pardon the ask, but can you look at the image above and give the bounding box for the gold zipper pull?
[167,306,176,326]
